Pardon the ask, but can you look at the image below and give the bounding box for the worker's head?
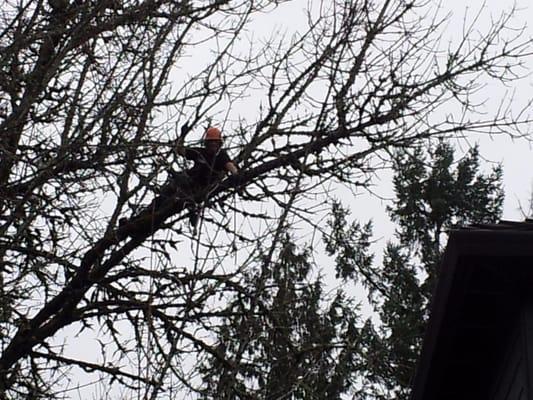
[203,127,223,155]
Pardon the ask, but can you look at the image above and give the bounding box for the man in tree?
[120,126,240,237]
[172,126,240,227]
[173,126,239,193]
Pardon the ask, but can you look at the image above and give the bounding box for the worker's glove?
[180,121,190,138]
[227,173,242,188]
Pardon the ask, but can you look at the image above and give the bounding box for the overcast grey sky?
[339,0,533,242]
[437,0,533,220]
[67,1,533,397]
[250,0,533,220]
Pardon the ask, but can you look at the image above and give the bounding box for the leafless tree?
[0,0,530,398]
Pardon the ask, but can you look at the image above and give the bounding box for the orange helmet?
[204,127,222,142]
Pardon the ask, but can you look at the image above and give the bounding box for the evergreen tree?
[367,141,504,398]
[199,230,370,399]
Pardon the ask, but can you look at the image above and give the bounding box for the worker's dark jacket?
[183,147,233,186]
[159,147,234,200]
[125,147,234,235]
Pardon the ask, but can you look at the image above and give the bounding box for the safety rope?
[138,164,159,400]
[138,133,210,398]
[133,125,243,397]
[233,190,238,266]
[190,141,230,268]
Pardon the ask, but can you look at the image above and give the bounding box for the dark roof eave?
[410,227,533,400]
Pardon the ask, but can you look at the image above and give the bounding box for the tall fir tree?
[198,230,372,399]
[366,141,504,398]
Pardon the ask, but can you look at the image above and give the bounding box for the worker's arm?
[225,161,238,175]
[176,122,190,156]
[175,138,186,156]
[225,161,243,189]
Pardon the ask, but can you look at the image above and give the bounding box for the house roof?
[410,220,533,400]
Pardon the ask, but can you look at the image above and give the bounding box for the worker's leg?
[186,180,216,231]
[118,172,194,239]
